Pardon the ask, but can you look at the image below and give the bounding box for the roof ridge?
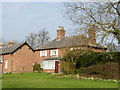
[0,41,34,55]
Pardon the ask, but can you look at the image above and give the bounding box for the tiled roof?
[0,42,34,55]
[35,35,107,50]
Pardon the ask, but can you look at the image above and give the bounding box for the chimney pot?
[9,41,13,46]
[59,26,62,30]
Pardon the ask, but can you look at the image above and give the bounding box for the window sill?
[43,68,55,69]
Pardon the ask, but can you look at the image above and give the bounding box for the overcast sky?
[2,2,73,42]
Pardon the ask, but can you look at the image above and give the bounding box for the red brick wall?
[2,44,38,73]
[58,47,106,57]
[44,69,55,73]
[35,49,60,64]
[2,54,12,73]
[35,49,61,73]
[90,48,106,52]
[35,47,106,73]
[35,50,49,64]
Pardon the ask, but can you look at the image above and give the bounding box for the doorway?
[55,61,59,73]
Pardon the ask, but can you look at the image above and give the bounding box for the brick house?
[35,26,107,73]
[0,42,37,73]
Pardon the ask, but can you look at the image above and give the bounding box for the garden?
[61,49,119,80]
[2,49,119,88]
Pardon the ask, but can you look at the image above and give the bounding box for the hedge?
[61,49,119,74]
[62,49,119,67]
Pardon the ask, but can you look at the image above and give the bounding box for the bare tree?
[25,28,50,48]
[64,2,119,46]
[36,28,50,47]
[106,43,118,52]
[25,33,37,48]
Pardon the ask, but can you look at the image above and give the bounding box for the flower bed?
[55,74,119,83]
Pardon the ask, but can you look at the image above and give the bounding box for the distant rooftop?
[0,42,34,55]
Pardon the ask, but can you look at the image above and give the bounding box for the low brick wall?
[44,69,55,73]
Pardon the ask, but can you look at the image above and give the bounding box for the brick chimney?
[9,41,13,46]
[56,26,65,40]
[88,25,96,45]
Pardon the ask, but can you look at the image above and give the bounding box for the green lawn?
[2,72,118,88]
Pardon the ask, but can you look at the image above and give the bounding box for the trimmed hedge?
[79,62,118,79]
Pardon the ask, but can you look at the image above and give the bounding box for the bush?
[62,49,119,67]
[61,49,119,74]
[38,68,43,73]
[61,62,70,74]
[61,49,95,74]
[6,72,12,74]
[33,63,43,72]
[80,62,118,79]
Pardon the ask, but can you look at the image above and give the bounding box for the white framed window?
[52,50,56,55]
[5,60,8,69]
[42,51,46,56]
[41,60,59,69]
[40,50,47,57]
[50,49,58,56]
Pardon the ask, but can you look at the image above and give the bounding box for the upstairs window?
[40,50,47,57]
[50,49,58,56]
[52,50,56,55]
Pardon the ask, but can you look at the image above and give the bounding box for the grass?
[1,72,118,88]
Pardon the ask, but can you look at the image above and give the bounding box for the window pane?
[42,60,55,69]
[5,60,8,69]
